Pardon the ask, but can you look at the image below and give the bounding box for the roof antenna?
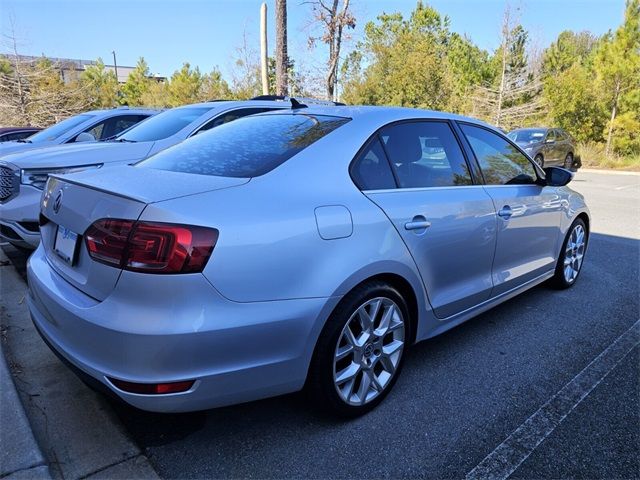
[289,97,307,109]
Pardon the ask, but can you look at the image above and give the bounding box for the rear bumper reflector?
[108,378,195,395]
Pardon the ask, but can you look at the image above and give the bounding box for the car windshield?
[507,129,546,144]
[118,107,213,142]
[27,114,94,143]
[137,113,350,177]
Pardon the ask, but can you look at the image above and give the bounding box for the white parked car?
[0,108,158,157]
[0,99,294,249]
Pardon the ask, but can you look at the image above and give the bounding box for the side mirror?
[75,132,96,143]
[544,166,573,187]
[545,137,555,144]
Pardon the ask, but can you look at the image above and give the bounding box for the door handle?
[404,219,432,230]
[498,206,513,219]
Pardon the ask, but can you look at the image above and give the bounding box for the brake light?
[85,219,218,274]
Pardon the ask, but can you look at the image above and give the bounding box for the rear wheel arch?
[323,272,420,348]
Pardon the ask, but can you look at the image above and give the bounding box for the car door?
[542,129,558,164]
[457,123,564,296]
[357,120,498,319]
[555,129,571,163]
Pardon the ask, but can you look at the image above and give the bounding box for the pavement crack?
[77,453,142,479]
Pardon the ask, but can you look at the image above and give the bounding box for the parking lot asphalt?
[2,169,639,479]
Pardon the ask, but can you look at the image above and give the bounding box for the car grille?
[0,164,19,202]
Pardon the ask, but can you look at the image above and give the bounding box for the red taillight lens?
[109,378,195,395]
[84,219,218,274]
[85,219,134,267]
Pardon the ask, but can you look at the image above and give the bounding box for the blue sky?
[0,0,626,79]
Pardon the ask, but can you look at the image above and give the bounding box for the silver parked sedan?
[27,105,590,416]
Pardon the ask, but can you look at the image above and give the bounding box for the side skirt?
[419,270,555,341]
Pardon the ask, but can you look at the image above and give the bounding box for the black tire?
[307,281,411,417]
[563,153,574,170]
[534,154,544,168]
[550,218,588,289]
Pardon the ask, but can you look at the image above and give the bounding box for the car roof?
[0,126,41,134]
[170,99,297,110]
[510,127,549,132]
[258,105,500,132]
[85,107,161,116]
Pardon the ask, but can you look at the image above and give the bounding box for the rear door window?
[138,113,350,177]
[381,121,473,188]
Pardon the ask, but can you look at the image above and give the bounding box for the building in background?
[7,55,166,84]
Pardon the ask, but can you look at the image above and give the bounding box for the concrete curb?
[0,341,52,479]
[579,168,640,176]
[0,246,159,480]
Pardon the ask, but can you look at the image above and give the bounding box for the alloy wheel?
[333,297,405,406]
[564,223,586,283]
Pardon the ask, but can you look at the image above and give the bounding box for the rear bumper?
[27,246,339,412]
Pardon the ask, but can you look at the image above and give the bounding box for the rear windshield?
[28,114,94,143]
[137,113,350,177]
[119,107,213,142]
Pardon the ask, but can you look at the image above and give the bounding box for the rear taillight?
[85,218,218,274]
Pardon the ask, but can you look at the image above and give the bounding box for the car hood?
[0,141,49,157]
[0,141,155,169]
[53,165,250,204]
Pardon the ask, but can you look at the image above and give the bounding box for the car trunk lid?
[40,167,248,300]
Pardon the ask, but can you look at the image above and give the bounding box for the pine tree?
[593,0,640,155]
[81,58,119,108]
[120,57,152,106]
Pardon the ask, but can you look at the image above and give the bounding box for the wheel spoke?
[335,344,354,361]
[335,362,360,385]
[379,354,397,375]
[357,370,373,404]
[374,305,394,337]
[343,325,358,347]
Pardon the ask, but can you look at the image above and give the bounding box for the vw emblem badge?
[53,190,63,214]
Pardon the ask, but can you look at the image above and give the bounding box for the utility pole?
[260,3,269,95]
[111,50,119,83]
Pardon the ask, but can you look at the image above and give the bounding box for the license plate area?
[53,225,79,266]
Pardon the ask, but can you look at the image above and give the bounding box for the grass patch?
[577,142,640,171]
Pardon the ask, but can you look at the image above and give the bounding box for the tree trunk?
[605,79,620,157]
[275,0,288,96]
[495,18,509,127]
[259,3,269,95]
[325,0,350,101]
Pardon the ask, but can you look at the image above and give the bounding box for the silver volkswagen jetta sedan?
[27,105,590,416]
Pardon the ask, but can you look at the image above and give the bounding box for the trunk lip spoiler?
[48,173,251,204]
